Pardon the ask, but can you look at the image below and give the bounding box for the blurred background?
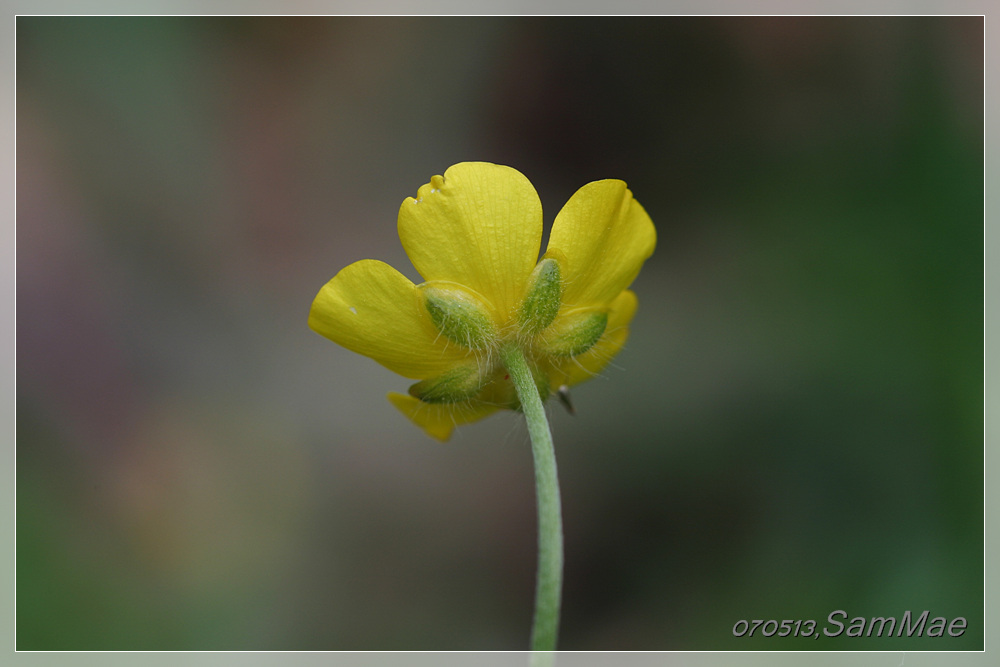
[16,16,982,650]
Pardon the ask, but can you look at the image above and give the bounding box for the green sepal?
[541,309,608,357]
[519,258,562,335]
[408,363,485,404]
[530,360,551,404]
[420,283,497,350]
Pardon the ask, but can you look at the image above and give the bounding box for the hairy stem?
[501,344,563,662]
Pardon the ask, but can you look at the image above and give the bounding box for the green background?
[16,16,983,650]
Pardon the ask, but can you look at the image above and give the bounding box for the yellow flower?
[309,162,656,441]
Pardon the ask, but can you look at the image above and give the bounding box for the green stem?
[501,344,563,661]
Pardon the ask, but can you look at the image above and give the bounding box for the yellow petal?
[387,392,500,442]
[397,162,543,320]
[545,180,655,308]
[309,259,471,379]
[548,290,639,387]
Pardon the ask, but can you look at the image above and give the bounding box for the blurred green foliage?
[17,17,982,650]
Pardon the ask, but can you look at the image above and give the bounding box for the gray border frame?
[7,2,991,665]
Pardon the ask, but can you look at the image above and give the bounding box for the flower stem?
[501,344,563,661]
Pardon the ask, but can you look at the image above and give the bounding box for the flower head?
[309,162,656,441]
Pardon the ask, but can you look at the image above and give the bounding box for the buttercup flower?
[309,162,656,441]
